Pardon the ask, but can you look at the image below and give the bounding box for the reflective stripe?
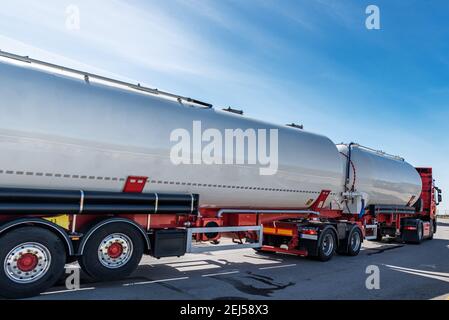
[79,190,85,214]
[154,193,159,213]
[72,190,84,233]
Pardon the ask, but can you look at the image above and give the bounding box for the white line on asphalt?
[385,265,449,278]
[167,261,209,267]
[387,268,449,283]
[177,264,221,272]
[41,287,96,295]
[202,271,240,277]
[123,276,189,286]
[259,264,297,270]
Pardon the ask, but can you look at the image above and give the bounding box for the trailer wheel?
[0,227,66,299]
[346,228,363,256]
[315,229,337,262]
[79,223,144,282]
[337,226,363,256]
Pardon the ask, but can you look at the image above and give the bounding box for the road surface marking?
[386,265,449,283]
[177,264,221,272]
[202,271,240,277]
[41,287,95,295]
[259,264,296,270]
[123,276,189,286]
[385,264,449,278]
[167,261,209,267]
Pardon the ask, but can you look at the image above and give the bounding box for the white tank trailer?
[0,55,422,212]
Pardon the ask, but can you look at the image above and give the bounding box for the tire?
[346,228,363,256]
[428,220,434,240]
[315,229,337,262]
[79,223,144,282]
[0,227,66,299]
[416,220,424,244]
[406,220,424,244]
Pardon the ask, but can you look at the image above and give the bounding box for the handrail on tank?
[0,50,213,109]
[336,142,404,161]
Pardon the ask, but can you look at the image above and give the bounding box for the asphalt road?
[29,219,449,300]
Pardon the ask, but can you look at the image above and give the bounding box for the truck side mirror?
[436,187,442,204]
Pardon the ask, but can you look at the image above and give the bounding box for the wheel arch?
[0,218,74,256]
[77,218,150,255]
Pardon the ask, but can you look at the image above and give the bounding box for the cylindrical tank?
[337,144,422,206]
[0,59,345,209]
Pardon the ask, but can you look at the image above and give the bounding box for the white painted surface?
[0,59,343,209]
[337,145,422,206]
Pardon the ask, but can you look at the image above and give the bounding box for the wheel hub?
[322,234,334,256]
[4,242,51,284]
[98,233,133,269]
[107,243,124,259]
[350,232,361,251]
[17,253,39,272]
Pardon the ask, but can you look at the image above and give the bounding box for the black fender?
[401,218,423,243]
[0,217,74,256]
[77,217,151,255]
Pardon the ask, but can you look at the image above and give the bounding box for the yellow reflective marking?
[263,227,276,234]
[44,215,70,230]
[276,229,294,236]
[263,227,293,236]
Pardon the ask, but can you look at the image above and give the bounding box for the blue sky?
[0,0,448,211]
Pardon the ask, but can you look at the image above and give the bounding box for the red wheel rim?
[107,243,123,259]
[17,253,39,272]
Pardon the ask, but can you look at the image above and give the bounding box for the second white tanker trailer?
[0,51,442,298]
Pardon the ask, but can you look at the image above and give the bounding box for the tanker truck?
[0,50,442,299]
